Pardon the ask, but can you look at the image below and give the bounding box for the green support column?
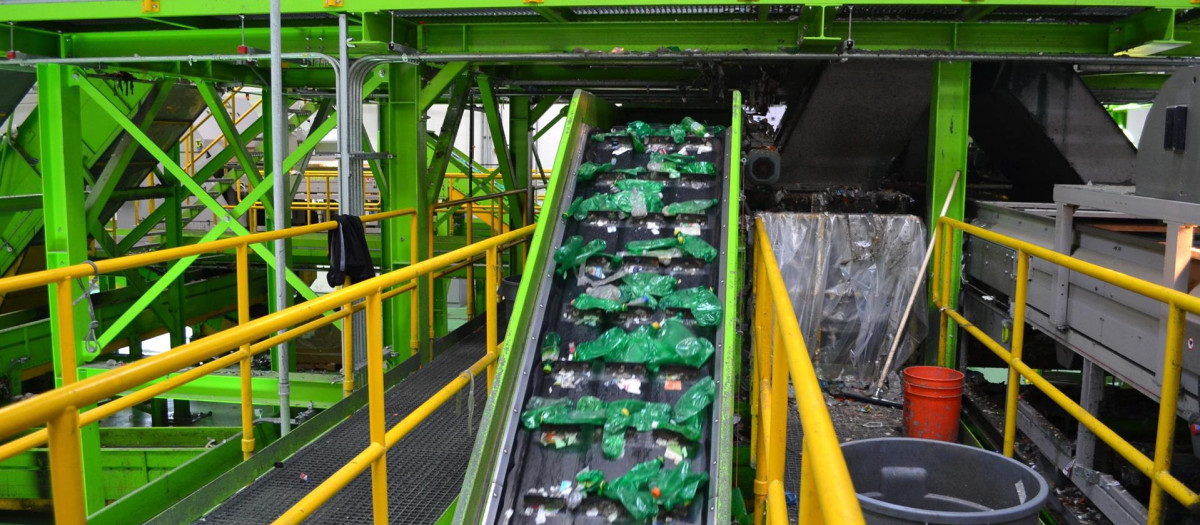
[508,95,531,274]
[927,61,970,369]
[36,63,104,513]
[262,89,295,373]
[382,63,431,361]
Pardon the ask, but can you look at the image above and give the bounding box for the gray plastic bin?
[840,438,1048,525]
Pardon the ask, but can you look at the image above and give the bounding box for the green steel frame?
[1,0,1199,521]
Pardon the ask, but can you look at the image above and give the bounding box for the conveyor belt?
[200,331,487,524]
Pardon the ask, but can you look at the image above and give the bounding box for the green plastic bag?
[541,332,562,362]
[673,377,716,421]
[625,236,681,254]
[604,459,664,521]
[653,460,710,510]
[520,397,571,429]
[553,236,608,276]
[575,328,629,361]
[613,325,658,363]
[521,396,608,428]
[662,198,719,216]
[679,235,718,262]
[612,167,649,177]
[576,468,605,490]
[626,235,717,262]
[603,399,644,459]
[628,402,673,433]
[620,273,679,300]
[667,123,687,144]
[614,179,664,194]
[660,287,723,326]
[680,161,717,176]
[577,161,613,182]
[627,121,653,153]
[572,293,627,313]
[565,190,664,220]
[648,317,715,370]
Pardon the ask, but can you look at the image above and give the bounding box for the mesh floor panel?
[200,331,486,524]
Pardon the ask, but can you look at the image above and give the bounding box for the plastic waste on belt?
[626,234,718,263]
[663,198,720,216]
[573,316,714,370]
[573,458,710,519]
[577,161,612,182]
[660,287,722,326]
[541,332,562,362]
[521,379,716,457]
[564,189,665,220]
[646,151,716,179]
[554,236,617,276]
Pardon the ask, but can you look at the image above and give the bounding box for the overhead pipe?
[269,0,291,435]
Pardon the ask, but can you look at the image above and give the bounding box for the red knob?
[237,44,249,55]
[1190,423,1199,436]
[5,50,15,60]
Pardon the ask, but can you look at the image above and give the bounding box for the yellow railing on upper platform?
[752,218,865,525]
[933,216,1200,525]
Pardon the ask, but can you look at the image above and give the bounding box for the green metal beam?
[927,61,970,369]
[476,74,522,218]
[418,61,469,114]
[1109,7,1187,56]
[528,95,559,125]
[4,1,1200,23]
[195,80,269,214]
[76,368,345,409]
[85,79,174,225]
[427,77,471,202]
[36,62,105,513]
[382,62,429,360]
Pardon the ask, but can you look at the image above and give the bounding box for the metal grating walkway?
[200,331,487,524]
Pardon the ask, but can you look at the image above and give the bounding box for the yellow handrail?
[0,217,532,524]
[0,207,418,524]
[934,216,1200,524]
[752,218,865,525]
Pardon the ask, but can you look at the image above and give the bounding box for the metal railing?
[752,218,866,525]
[270,224,532,524]
[933,216,1200,524]
[0,208,420,524]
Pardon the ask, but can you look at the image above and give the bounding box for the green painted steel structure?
[0,0,1196,521]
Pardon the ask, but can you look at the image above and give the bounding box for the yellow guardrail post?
[756,377,772,525]
[769,319,788,493]
[365,290,388,524]
[750,238,766,467]
[47,406,86,524]
[1002,250,1029,458]
[410,215,419,354]
[485,245,499,390]
[236,245,255,460]
[937,222,953,367]
[798,439,822,524]
[466,201,476,318]
[342,276,354,398]
[767,479,789,525]
[1149,303,1187,524]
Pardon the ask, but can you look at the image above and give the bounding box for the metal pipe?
[269,0,291,435]
[5,52,335,67]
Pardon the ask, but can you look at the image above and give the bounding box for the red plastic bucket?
[902,366,965,442]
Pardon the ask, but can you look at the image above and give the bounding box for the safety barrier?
[0,207,430,523]
[752,218,865,525]
[933,216,1200,524]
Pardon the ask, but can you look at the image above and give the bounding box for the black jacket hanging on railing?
[326,214,375,287]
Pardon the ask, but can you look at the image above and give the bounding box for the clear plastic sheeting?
[758,213,928,384]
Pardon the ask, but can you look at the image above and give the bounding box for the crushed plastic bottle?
[553,236,610,276]
[681,116,707,137]
[619,273,679,300]
[673,377,716,421]
[564,189,663,220]
[572,293,627,313]
[586,284,623,302]
[662,198,719,216]
[541,332,562,362]
[626,234,717,262]
[577,161,613,182]
[614,179,664,194]
[660,287,722,326]
[680,161,716,176]
[667,123,687,144]
[628,188,648,218]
